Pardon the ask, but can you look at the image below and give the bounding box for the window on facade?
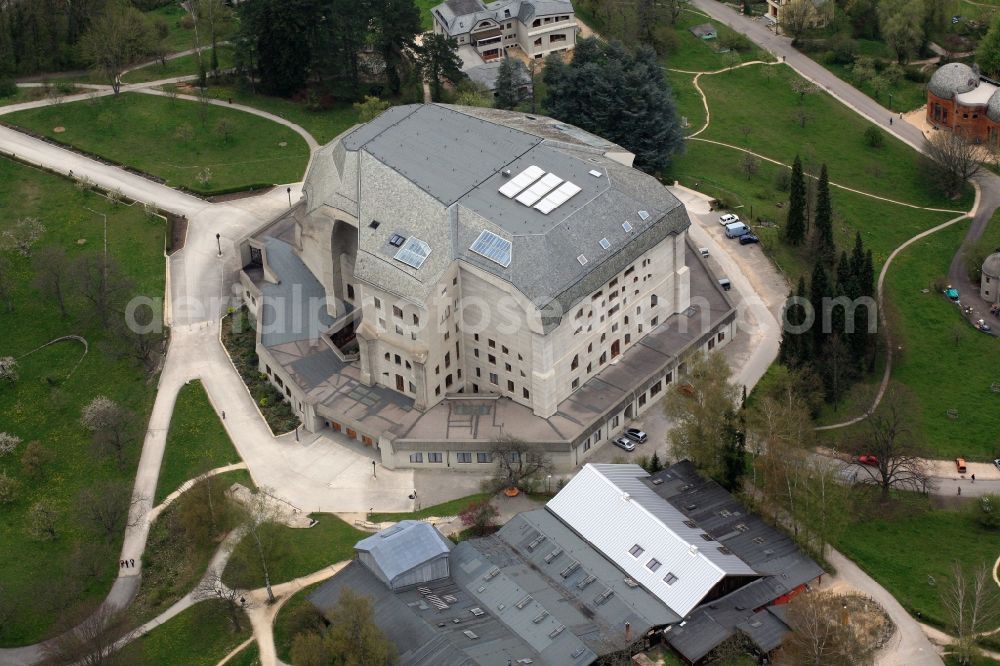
[505,362,512,372]
[393,305,403,318]
[588,342,593,353]
[394,325,403,335]
[475,367,481,377]
[532,18,541,26]
[651,316,659,327]
[646,558,662,572]
[347,284,355,300]
[488,339,496,349]
[523,388,530,399]
[473,383,479,392]
[663,572,678,585]
[708,338,715,351]
[587,362,592,373]
[571,354,579,370]
[375,297,381,310]
[488,354,496,365]
[428,452,443,463]
[507,380,514,392]
[629,544,645,558]
[409,453,423,463]
[572,378,580,389]
[718,331,726,342]
[457,452,472,463]
[446,374,454,387]
[445,352,451,368]
[625,333,631,344]
[478,452,492,463]
[405,361,412,370]
[583,438,591,451]
[384,353,390,362]
[408,381,416,393]
[510,452,521,462]
[490,372,499,385]
[650,380,662,396]
[534,37,542,46]
[474,348,480,358]
[435,386,441,396]
[394,354,401,365]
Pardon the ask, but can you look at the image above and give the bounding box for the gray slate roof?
[465,60,531,92]
[355,521,453,585]
[310,104,689,331]
[258,238,337,348]
[433,0,574,35]
[928,62,979,99]
[983,250,1000,277]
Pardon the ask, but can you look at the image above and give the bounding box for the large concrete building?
[927,62,1000,144]
[431,0,577,62]
[238,104,735,471]
[310,463,824,665]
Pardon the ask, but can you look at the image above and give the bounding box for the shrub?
[0,357,17,384]
[0,471,20,503]
[975,494,1000,530]
[864,125,885,148]
[21,441,52,477]
[826,33,858,65]
[0,79,17,98]
[718,32,753,53]
[0,432,21,456]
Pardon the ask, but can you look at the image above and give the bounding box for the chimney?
[624,621,632,641]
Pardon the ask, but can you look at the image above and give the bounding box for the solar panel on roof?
[393,237,430,269]
[515,172,562,206]
[599,238,611,250]
[638,210,650,220]
[498,165,545,198]
[577,254,588,266]
[535,181,581,214]
[470,230,512,268]
[622,221,633,232]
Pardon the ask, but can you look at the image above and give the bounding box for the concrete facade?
[432,0,577,62]
[983,251,1000,304]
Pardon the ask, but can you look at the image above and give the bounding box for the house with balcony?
[432,0,577,62]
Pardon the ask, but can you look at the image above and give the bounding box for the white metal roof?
[546,464,757,617]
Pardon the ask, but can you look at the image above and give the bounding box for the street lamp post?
[216,233,221,256]
[888,91,894,112]
[546,474,552,493]
[287,186,292,207]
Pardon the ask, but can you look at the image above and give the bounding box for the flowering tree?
[459,499,500,537]
[0,357,17,384]
[0,432,21,456]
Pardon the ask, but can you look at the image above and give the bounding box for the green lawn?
[155,380,242,504]
[368,492,492,523]
[223,515,364,590]
[225,641,261,666]
[670,140,954,284]
[664,71,706,136]
[661,9,773,72]
[4,93,309,195]
[834,502,1000,629]
[195,84,359,145]
[273,581,323,663]
[118,599,251,665]
[146,3,195,54]
[415,0,438,31]
[883,219,1000,460]
[0,157,164,646]
[695,63,972,210]
[122,46,234,84]
[0,85,83,108]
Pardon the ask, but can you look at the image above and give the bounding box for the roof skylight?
[515,172,563,206]
[535,181,581,215]
[622,221,633,232]
[599,238,611,250]
[393,237,431,269]
[498,165,544,198]
[638,210,650,220]
[470,230,512,268]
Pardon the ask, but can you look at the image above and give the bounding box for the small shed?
[689,23,718,40]
[355,520,453,592]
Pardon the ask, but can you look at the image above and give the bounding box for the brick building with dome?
[927,62,1000,144]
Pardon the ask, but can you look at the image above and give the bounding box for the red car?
[855,454,879,466]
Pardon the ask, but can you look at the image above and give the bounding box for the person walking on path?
[971,473,975,483]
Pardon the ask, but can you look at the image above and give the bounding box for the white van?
[725,222,750,238]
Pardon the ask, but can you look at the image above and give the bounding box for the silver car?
[613,437,636,452]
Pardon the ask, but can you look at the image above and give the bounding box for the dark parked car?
[613,437,636,452]
[624,428,647,443]
[739,234,759,245]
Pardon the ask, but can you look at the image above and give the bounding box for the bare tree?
[922,130,986,199]
[775,592,874,666]
[77,481,142,542]
[1,217,45,257]
[940,561,1000,665]
[79,0,152,94]
[73,253,133,328]
[33,246,71,318]
[780,0,818,42]
[850,387,932,501]
[26,499,60,541]
[194,569,252,632]
[235,488,282,603]
[80,396,136,469]
[193,0,231,74]
[489,436,552,491]
[741,151,760,180]
[41,603,134,666]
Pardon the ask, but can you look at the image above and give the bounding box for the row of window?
[408,451,496,464]
[629,544,679,586]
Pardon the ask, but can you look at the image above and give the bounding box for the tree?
[21,440,52,477]
[214,118,236,143]
[850,387,932,501]
[238,0,321,97]
[490,436,552,490]
[780,0,817,42]
[177,474,235,548]
[26,499,59,541]
[543,39,684,174]
[194,569,252,632]
[352,95,390,123]
[235,487,282,603]
[453,80,493,107]
[41,603,134,666]
[194,0,231,74]
[809,262,829,353]
[80,396,136,469]
[77,481,138,542]
[775,592,870,666]
[370,0,421,96]
[0,431,19,456]
[648,450,663,473]
[863,125,884,148]
[785,155,806,245]
[740,151,760,180]
[324,588,398,664]
[291,632,333,666]
[416,33,463,102]
[940,561,1000,665]
[79,0,153,94]
[73,252,134,328]
[746,394,813,530]
[494,56,526,110]
[922,130,985,200]
[812,164,834,265]
[664,352,740,481]
[33,246,71,318]
[459,499,499,536]
[799,456,851,558]
[974,494,1000,530]
[978,15,1000,80]
[1,217,45,256]
[878,0,925,63]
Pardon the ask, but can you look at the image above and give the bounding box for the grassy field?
[4,93,309,194]
[193,83,360,145]
[226,641,261,666]
[0,85,83,108]
[662,9,773,72]
[834,500,999,629]
[123,47,235,84]
[0,157,164,646]
[414,0,437,31]
[119,599,251,665]
[146,3,195,54]
[882,220,1000,460]
[155,380,242,504]
[368,492,492,523]
[273,581,323,663]
[223,515,364,590]
[695,64,972,210]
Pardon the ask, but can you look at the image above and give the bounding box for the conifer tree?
[813,164,835,264]
[785,156,807,245]
[809,262,829,353]
[494,56,525,110]
[779,276,811,367]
